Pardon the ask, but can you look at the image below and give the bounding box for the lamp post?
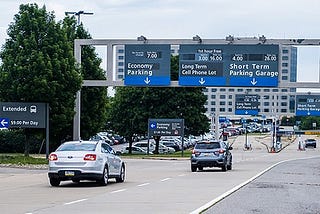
[65,11,94,25]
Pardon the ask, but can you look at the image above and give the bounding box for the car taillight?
[49,153,58,161]
[192,150,200,155]
[218,149,225,154]
[84,154,96,161]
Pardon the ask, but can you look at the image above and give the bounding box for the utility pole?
[65,11,94,25]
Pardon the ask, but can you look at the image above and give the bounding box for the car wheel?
[221,160,227,172]
[98,165,109,186]
[49,178,60,187]
[116,164,125,183]
[198,166,203,171]
[191,165,197,172]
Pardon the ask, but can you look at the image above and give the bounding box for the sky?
[1,0,320,84]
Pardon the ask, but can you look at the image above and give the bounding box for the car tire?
[49,178,60,187]
[72,179,80,183]
[191,165,197,172]
[98,165,109,186]
[221,160,227,172]
[116,164,125,183]
[198,166,203,171]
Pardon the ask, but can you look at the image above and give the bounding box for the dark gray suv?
[190,140,232,172]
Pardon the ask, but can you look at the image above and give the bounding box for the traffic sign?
[235,94,260,115]
[148,118,184,136]
[179,44,279,87]
[124,44,171,86]
[296,95,320,116]
[0,118,9,128]
[0,102,46,128]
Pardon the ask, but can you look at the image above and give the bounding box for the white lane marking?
[161,178,171,182]
[137,182,150,187]
[64,198,88,205]
[110,189,127,194]
[178,174,186,177]
[190,155,320,214]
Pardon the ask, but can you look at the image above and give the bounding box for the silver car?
[191,140,232,172]
[48,140,125,187]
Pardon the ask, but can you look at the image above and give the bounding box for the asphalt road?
[203,157,320,214]
[0,135,319,214]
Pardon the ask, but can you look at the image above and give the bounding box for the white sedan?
[48,140,125,187]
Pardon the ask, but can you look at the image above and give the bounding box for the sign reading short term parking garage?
[124,44,171,86]
[148,118,184,136]
[235,94,260,115]
[179,44,279,87]
[296,95,320,116]
[0,102,47,128]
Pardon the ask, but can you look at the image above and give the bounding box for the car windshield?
[195,142,220,149]
[57,143,97,151]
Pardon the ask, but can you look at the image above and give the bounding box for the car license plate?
[65,171,75,176]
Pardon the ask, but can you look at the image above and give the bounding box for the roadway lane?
[0,136,318,214]
[204,156,320,214]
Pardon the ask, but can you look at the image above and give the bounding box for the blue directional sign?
[0,118,9,128]
[179,44,279,87]
[148,118,184,136]
[124,44,171,86]
[296,95,320,116]
[235,94,260,115]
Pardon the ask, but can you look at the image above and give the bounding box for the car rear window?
[57,143,97,151]
[195,142,220,149]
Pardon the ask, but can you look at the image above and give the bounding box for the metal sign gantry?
[73,37,320,140]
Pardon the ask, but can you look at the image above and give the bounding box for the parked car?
[48,140,125,187]
[305,139,317,148]
[133,141,175,154]
[121,146,152,155]
[191,140,232,172]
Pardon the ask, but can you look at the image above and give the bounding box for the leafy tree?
[107,55,209,153]
[0,4,82,154]
[62,17,108,140]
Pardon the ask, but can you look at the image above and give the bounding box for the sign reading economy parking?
[124,44,171,86]
[0,102,46,128]
[148,118,184,136]
[179,44,279,87]
[296,95,320,116]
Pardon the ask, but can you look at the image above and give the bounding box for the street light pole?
[65,11,94,25]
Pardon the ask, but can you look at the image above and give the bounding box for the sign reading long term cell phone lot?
[148,118,184,136]
[235,94,260,115]
[296,95,320,116]
[0,102,46,128]
[179,44,279,87]
[124,44,171,86]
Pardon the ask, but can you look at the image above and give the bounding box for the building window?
[282,56,289,60]
[255,89,261,92]
[118,68,124,73]
[228,95,232,99]
[220,95,226,99]
[228,88,235,92]
[211,108,215,111]
[220,88,226,92]
[118,49,124,53]
[228,101,232,105]
[118,62,124,66]
[282,76,288,80]
[264,89,270,92]
[211,88,217,92]
[281,109,287,113]
[282,49,289,54]
[211,101,216,105]
[237,89,244,92]
[264,102,270,106]
[220,101,226,105]
[220,108,225,112]
[211,95,216,99]
[264,109,270,112]
[282,63,288,67]
[272,89,279,92]
[228,108,232,112]
[281,96,288,100]
[282,69,288,74]
[118,55,124,60]
[264,95,270,99]
[281,89,288,92]
[203,88,208,92]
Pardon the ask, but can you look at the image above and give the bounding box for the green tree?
[0,4,82,154]
[62,17,108,140]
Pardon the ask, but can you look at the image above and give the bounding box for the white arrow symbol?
[245,111,248,114]
[251,78,257,85]
[144,77,151,84]
[307,111,311,115]
[1,119,8,127]
[199,78,205,85]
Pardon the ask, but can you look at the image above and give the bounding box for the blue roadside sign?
[296,95,320,116]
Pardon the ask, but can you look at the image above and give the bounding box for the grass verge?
[0,154,48,165]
